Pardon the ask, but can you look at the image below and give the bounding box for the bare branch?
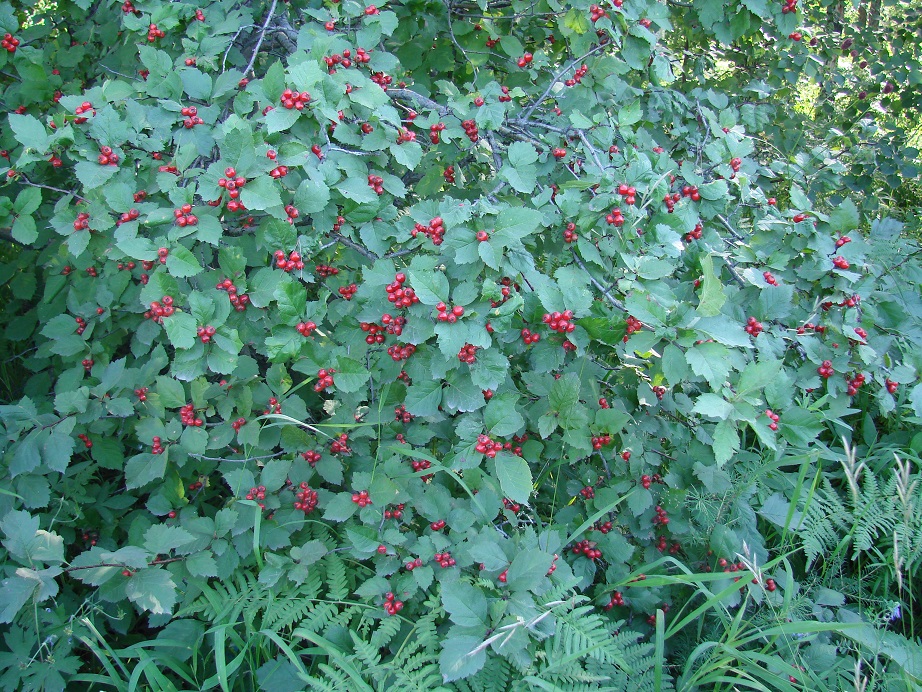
[570,250,627,312]
[244,0,280,77]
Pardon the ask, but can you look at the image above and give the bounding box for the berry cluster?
[116,208,140,226]
[330,432,351,454]
[245,485,267,502]
[173,204,198,227]
[367,174,384,195]
[640,474,654,489]
[2,32,20,52]
[434,552,456,568]
[589,3,609,21]
[765,409,780,431]
[395,404,414,423]
[387,343,416,362]
[429,122,446,144]
[196,325,216,343]
[73,212,90,231]
[410,458,433,481]
[430,519,446,531]
[656,536,682,553]
[681,184,701,201]
[380,313,407,336]
[497,569,508,582]
[384,272,419,308]
[443,165,455,183]
[781,0,797,12]
[499,85,512,102]
[763,271,778,286]
[543,310,576,333]
[314,368,335,392]
[832,256,850,270]
[151,436,164,454]
[217,167,247,203]
[338,283,358,300]
[134,387,148,401]
[216,279,250,311]
[274,249,304,272]
[846,372,866,396]
[294,483,318,513]
[729,157,742,175]
[147,23,165,41]
[230,416,247,431]
[296,320,317,337]
[663,191,683,213]
[562,222,577,243]
[745,316,763,337]
[476,433,504,457]
[300,450,321,466]
[580,485,595,499]
[835,235,852,248]
[80,357,94,372]
[269,164,288,179]
[97,145,119,166]
[461,119,479,142]
[591,433,612,450]
[436,302,465,322]
[603,591,625,610]
[311,264,338,279]
[361,322,387,344]
[180,105,204,129]
[74,101,94,124]
[592,520,613,533]
[405,556,424,571]
[684,221,703,243]
[571,539,602,560]
[817,360,834,379]
[263,397,281,415]
[280,88,311,109]
[371,71,392,88]
[792,212,808,223]
[605,207,625,226]
[503,498,521,513]
[351,490,372,507]
[564,63,589,86]
[85,266,98,277]
[156,247,169,264]
[796,321,825,335]
[616,183,637,206]
[652,505,669,526]
[516,52,534,68]
[520,328,540,345]
[412,216,446,245]
[180,403,203,427]
[886,379,899,394]
[396,127,416,143]
[382,592,404,615]
[145,296,175,323]
[384,503,404,519]
[458,343,478,363]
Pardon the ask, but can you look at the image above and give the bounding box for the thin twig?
[570,250,627,312]
[520,43,609,122]
[243,0,279,77]
[18,175,86,202]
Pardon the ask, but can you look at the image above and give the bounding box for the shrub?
[1,0,921,688]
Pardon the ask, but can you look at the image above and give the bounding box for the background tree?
[0,0,921,689]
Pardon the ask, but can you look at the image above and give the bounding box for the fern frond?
[324,554,349,601]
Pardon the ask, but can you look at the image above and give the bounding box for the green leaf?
[323,493,359,522]
[333,356,370,393]
[43,433,74,474]
[11,216,37,244]
[494,452,532,505]
[162,312,198,350]
[442,582,488,628]
[75,161,119,190]
[491,206,543,248]
[483,394,524,437]
[125,568,177,615]
[156,376,186,408]
[405,380,443,417]
[440,635,487,682]
[8,113,49,153]
[240,175,283,211]
[829,198,859,233]
[143,525,195,555]
[166,245,203,278]
[406,267,449,305]
[504,549,552,592]
[693,393,735,420]
[697,254,726,316]
[712,420,740,466]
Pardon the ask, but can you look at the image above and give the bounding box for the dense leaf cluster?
[0,0,921,688]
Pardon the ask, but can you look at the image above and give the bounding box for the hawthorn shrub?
[1,0,922,689]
